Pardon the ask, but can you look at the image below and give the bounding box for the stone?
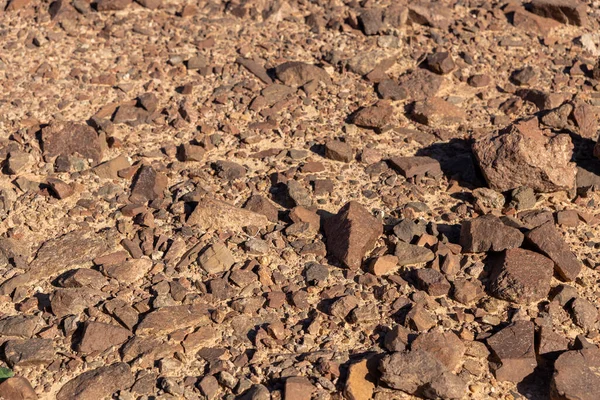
[236,57,272,84]
[571,298,598,331]
[394,242,435,266]
[325,140,353,162]
[393,219,427,242]
[0,377,37,400]
[556,210,579,227]
[6,151,32,175]
[213,160,246,180]
[289,206,320,231]
[473,118,576,192]
[329,295,359,319]
[323,201,382,269]
[96,0,131,11]
[538,326,569,358]
[509,186,536,210]
[187,195,270,231]
[93,155,131,179]
[244,195,278,222]
[41,121,103,165]
[406,304,436,331]
[0,315,41,338]
[388,156,442,178]
[129,165,167,203]
[3,338,54,367]
[180,144,205,162]
[344,359,375,400]
[472,188,505,209]
[358,8,384,35]
[56,363,134,400]
[489,248,554,304]
[136,303,210,335]
[511,7,560,36]
[426,52,455,75]
[407,2,452,28]
[396,68,443,101]
[526,222,582,282]
[50,288,105,317]
[414,268,451,296]
[5,0,31,10]
[487,321,536,382]
[57,268,107,290]
[529,0,587,26]
[198,375,219,399]
[452,278,484,304]
[572,102,597,139]
[511,66,537,86]
[351,102,393,129]
[551,348,600,400]
[411,331,465,372]
[101,258,153,282]
[384,325,410,352]
[137,92,158,112]
[286,180,312,207]
[274,61,330,87]
[377,79,407,100]
[411,97,466,127]
[77,321,130,354]
[460,214,524,253]
[468,74,491,88]
[284,376,314,400]
[368,255,399,276]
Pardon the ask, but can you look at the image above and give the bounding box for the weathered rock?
[323,201,382,269]
[136,303,210,335]
[236,57,272,84]
[377,79,407,100]
[396,68,443,101]
[414,268,451,296]
[460,214,524,253]
[213,160,246,181]
[489,248,554,304]
[388,156,442,178]
[407,2,452,28]
[538,326,569,358]
[572,102,597,139]
[77,321,130,354]
[96,0,132,11]
[329,295,359,320]
[56,363,134,400]
[50,288,106,317]
[509,186,536,210]
[325,140,353,162]
[551,348,600,400]
[426,52,455,75]
[244,195,279,222]
[526,222,582,282]
[275,61,330,86]
[394,242,435,266]
[452,278,484,304]
[284,376,314,400]
[571,298,598,331]
[0,377,37,400]
[368,255,399,276]
[198,242,235,274]
[187,195,270,231]
[0,315,41,339]
[351,102,394,129]
[286,180,312,208]
[473,118,576,192]
[411,331,465,372]
[180,144,205,162]
[93,155,131,179]
[384,325,410,352]
[487,320,536,382]
[358,8,384,35]
[529,0,587,26]
[41,121,103,165]
[344,359,375,400]
[101,258,152,282]
[3,338,54,367]
[511,7,560,36]
[411,97,466,127]
[130,165,167,203]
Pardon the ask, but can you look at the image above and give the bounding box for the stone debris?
[487,321,537,383]
[460,214,524,253]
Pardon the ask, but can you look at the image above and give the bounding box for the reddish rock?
[368,255,398,276]
[344,359,376,400]
[473,118,576,192]
[56,363,134,400]
[388,156,441,178]
[0,377,37,400]
[77,321,130,354]
[325,140,353,162]
[526,222,582,282]
[529,0,587,26]
[426,52,455,75]
[411,97,466,127]
[396,69,443,101]
[323,201,382,269]
[96,0,132,11]
[284,376,314,400]
[188,195,270,231]
[275,61,330,86]
[414,268,450,297]
[489,248,554,304]
[129,165,167,204]
[551,348,600,400]
[460,214,524,253]
[351,102,394,129]
[511,8,559,36]
[487,320,537,383]
[41,121,103,165]
[243,195,279,222]
[411,331,465,372]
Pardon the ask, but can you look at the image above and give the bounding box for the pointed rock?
[487,321,537,383]
[460,214,524,253]
[56,363,134,400]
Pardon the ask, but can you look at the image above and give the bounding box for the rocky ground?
[1,0,600,399]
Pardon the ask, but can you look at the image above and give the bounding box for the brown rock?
[93,155,131,179]
[377,79,407,100]
[426,52,455,75]
[323,201,382,269]
[213,160,246,181]
[406,304,436,331]
[556,210,579,227]
[414,268,451,296]
[198,242,235,274]
[489,248,554,304]
[396,68,443,101]
[572,102,597,139]
[56,363,134,400]
[187,195,270,231]
[351,102,394,129]
[275,61,330,87]
[411,331,466,372]
[407,2,451,28]
[96,0,132,11]
[411,97,466,127]
[538,326,569,358]
[526,222,582,281]
[50,288,105,317]
[487,320,537,382]
[325,140,353,162]
[394,242,435,266]
[180,144,205,162]
[236,57,272,84]
[511,8,560,36]
[473,118,576,192]
[329,295,359,319]
[0,315,41,338]
[467,74,491,88]
[460,214,524,253]
[101,258,153,282]
[3,338,54,367]
[289,206,320,231]
[77,321,130,354]
[529,0,587,26]
[388,156,442,178]
[0,377,37,400]
[571,298,598,331]
[358,8,384,35]
[284,376,314,400]
[384,325,410,352]
[368,255,398,276]
[243,195,279,222]
[5,0,31,10]
[551,348,600,400]
[47,177,73,199]
[136,303,210,335]
[130,165,167,204]
[41,121,103,165]
[344,359,375,400]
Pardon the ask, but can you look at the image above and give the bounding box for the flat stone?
[358,8,384,35]
[411,97,466,127]
[0,315,42,338]
[213,160,246,181]
[551,348,600,400]
[529,0,587,26]
[101,258,153,282]
[329,295,359,319]
[77,321,131,354]
[511,7,560,36]
[56,362,134,400]
[130,165,167,204]
[93,155,131,179]
[411,331,465,372]
[426,52,455,75]
[526,222,582,282]
[136,303,210,335]
[0,377,37,400]
[368,255,399,276]
[571,298,598,331]
[325,140,353,162]
[344,359,375,400]
[487,320,537,382]
[274,61,330,87]
[244,195,279,223]
[198,242,235,274]
[50,287,106,317]
[384,325,410,352]
[473,118,576,192]
[394,242,435,266]
[388,156,442,178]
[236,57,272,84]
[96,0,131,11]
[284,376,314,400]
[489,248,554,304]
[351,102,394,129]
[3,338,54,367]
[187,195,270,231]
[460,214,524,253]
[377,79,407,100]
[414,268,450,296]
[323,201,382,269]
[41,121,103,165]
[396,69,443,101]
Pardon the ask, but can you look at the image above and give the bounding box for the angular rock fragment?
[426,52,455,75]
[274,61,330,86]
[358,8,384,35]
[198,242,235,274]
[394,242,434,266]
[284,376,314,400]
[213,160,246,181]
[396,69,443,101]
[411,97,466,127]
[388,156,441,178]
[101,258,153,282]
[460,214,524,253]
[187,195,270,231]
[570,298,598,331]
[323,201,382,269]
[329,295,359,320]
[0,315,41,339]
[50,288,105,317]
[130,165,167,203]
[344,359,375,400]
[529,0,587,26]
[487,321,537,382]
[56,363,134,400]
[489,248,553,304]
[77,321,130,354]
[3,338,54,367]
[351,102,393,129]
[368,255,398,276]
[473,118,576,192]
[136,303,210,335]
[41,121,103,165]
[414,268,450,296]
[412,331,465,372]
[325,140,353,162]
[236,57,272,84]
[93,155,131,179]
[243,195,279,222]
[526,222,582,282]
[551,348,600,400]
[377,79,407,100]
[0,377,37,400]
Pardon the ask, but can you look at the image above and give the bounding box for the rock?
[393,219,427,242]
[459,214,524,253]
[571,298,598,331]
[50,288,105,317]
[5,0,31,10]
[101,258,153,282]
[56,363,134,400]
[0,315,41,338]
[511,7,560,36]
[411,97,466,127]
[0,377,37,400]
[236,57,272,84]
[394,242,434,266]
[3,338,54,367]
[509,186,536,210]
[526,222,582,282]
[329,295,359,319]
[529,0,587,26]
[130,165,167,203]
[323,201,382,269]
[426,52,455,75]
[96,0,131,11]
[213,160,246,180]
[284,376,314,400]
[358,8,384,35]
[93,155,131,179]
[368,255,399,276]
[344,359,375,400]
[489,248,554,304]
[325,140,353,162]
[136,303,210,335]
[541,103,573,130]
[379,350,466,399]
[411,331,465,371]
[452,278,484,304]
[551,348,600,400]
[556,210,579,227]
[6,151,32,175]
[406,304,436,331]
[572,102,597,139]
[198,242,235,274]
[388,156,442,178]
[468,74,491,88]
[187,195,270,231]
[472,188,505,209]
[538,326,569,358]
[511,66,537,86]
[396,69,443,101]
[244,195,279,222]
[289,206,320,231]
[41,121,103,165]
[351,102,394,129]
[384,325,410,352]
[77,321,130,354]
[473,118,576,192]
[180,144,205,162]
[377,79,407,100]
[346,49,394,76]
[414,268,451,296]
[407,2,451,28]
[286,180,312,207]
[274,61,330,86]
[487,320,537,382]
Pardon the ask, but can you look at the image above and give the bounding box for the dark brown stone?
[551,348,600,400]
[529,0,587,26]
[56,363,134,400]
[130,165,167,204]
[487,321,537,382]
[460,214,524,253]
[41,121,103,165]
